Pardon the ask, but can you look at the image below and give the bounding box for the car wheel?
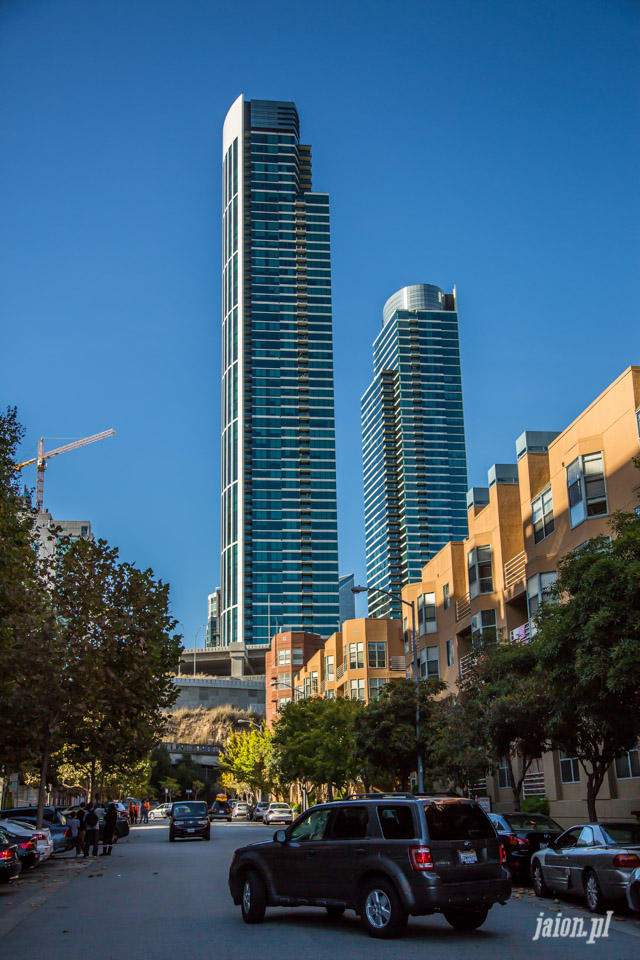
[169,830,175,843]
[204,829,211,841]
[241,869,267,924]
[532,861,550,898]
[359,878,407,939]
[584,870,606,914]
[443,907,489,931]
[326,905,345,920]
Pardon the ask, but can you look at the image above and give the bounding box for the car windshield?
[173,803,207,817]
[424,801,495,841]
[600,823,640,845]
[506,814,562,832]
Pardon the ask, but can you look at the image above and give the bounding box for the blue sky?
[1,0,638,645]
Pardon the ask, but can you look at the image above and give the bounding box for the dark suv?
[229,793,511,938]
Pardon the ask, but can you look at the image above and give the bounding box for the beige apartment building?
[402,366,640,824]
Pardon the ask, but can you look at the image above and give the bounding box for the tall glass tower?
[221,96,340,646]
[361,284,469,620]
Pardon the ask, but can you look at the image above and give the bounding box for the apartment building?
[402,366,640,822]
[265,630,326,727]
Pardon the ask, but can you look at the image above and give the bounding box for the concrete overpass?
[178,642,270,678]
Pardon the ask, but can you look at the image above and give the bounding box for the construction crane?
[14,429,116,512]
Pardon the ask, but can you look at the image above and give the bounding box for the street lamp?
[352,583,424,793]
[193,624,206,676]
[237,717,264,731]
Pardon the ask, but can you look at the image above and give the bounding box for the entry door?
[273,808,332,902]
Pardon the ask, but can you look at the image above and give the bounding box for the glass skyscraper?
[361,284,469,620]
[221,96,340,646]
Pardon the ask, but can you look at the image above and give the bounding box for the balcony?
[509,622,531,643]
[504,550,526,590]
[456,592,471,620]
[523,760,545,797]
[459,652,476,679]
[336,662,345,680]
[389,657,405,672]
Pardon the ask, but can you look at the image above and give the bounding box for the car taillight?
[0,850,14,860]
[506,834,529,849]
[499,844,507,863]
[19,841,35,851]
[64,828,70,837]
[409,846,434,870]
[613,853,640,868]
[33,833,46,841]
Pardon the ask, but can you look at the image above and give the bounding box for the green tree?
[533,501,640,822]
[221,725,274,798]
[456,637,550,810]
[192,779,205,799]
[429,694,493,796]
[351,679,446,790]
[159,777,180,801]
[271,697,362,800]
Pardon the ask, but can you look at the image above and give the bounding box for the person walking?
[83,803,100,858]
[141,799,150,825]
[128,801,136,825]
[66,812,82,857]
[76,802,87,854]
[101,802,117,856]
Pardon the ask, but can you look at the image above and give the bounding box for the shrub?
[521,796,550,815]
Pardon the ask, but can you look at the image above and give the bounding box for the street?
[0,822,639,960]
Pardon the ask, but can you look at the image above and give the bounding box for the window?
[367,642,386,669]
[468,546,493,598]
[289,808,331,842]
[327,806,368,840]
[498,757,512,789]
[368,677,387,700]
[325,688,335,700]
[278,649,291,666]
[424,801,494,841]
[615,748,640,780]
[559,751,580,783]
[292,648,304,664]
[532,487,555,543]
[443,583,450,610]
[419,646,439,679]
[349,678,365,700]
[277,697,291,710]
[403,618,409,654]
[278,672,291,688]
[377,805,417,840]
[349,642,364,670]
[324,654,334,681]
[567,452,608,528]
[446,638,454,667]
[471,608,496,640]
[527,572,558,625]
[417,593,437,636]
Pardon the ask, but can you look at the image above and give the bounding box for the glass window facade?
[566,452,608,528]
[532,487,555,543]
[220,98,340,644]
[361,285,468,619]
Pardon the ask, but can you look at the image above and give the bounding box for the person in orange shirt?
[141,799,150,824]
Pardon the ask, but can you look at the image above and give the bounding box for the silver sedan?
[530,821,640,912]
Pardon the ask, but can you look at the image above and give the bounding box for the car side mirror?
[274,829,287,844]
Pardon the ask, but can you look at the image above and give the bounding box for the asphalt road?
[0,821,639,959]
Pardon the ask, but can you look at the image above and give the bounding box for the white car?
[263,803,293,825]
[149,803,172,820]
[0,819,54,861]
[231,803,249,820]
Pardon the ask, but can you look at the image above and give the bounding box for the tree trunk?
[89,757,96,802]
[586,765,607,823]
[36,726,51,829]
[507,757,521,811]
[326,782,334,802]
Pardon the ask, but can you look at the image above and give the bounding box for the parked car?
[149,803,172,820]
[250,802,270,822]
[263,803,293,825]
[62,805,130,842]
[488,812,563,877]
[531,821,640,912]
[0,822,40,871]
[209,799,233,822]
[169,801,211,842]
[1,805,66,828]
[0,829,22,885]
[229,793,511,938]
[8,814,71,855]
[232,803,250,821]
[2,819,55,860]
[626,865,640,913]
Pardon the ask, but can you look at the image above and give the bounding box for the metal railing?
[459,652,476,679]
[456,592,471,620]
[523,769,546,797]
[389,657,405,672]
[504,550,526,589]
[509,622,531,643]
[336,662,345,680]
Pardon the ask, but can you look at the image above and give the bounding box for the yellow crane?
[14,429,116,512]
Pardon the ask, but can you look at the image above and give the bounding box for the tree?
[192,779,205,799]
[351,679,446,790]
[221,726,274,798]
[456,637,550,810]
[271,698,362,800]
[159,777,180,801]
[429,694,493,796]
[533,501,640,822]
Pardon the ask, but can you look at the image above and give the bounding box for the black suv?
[169,801,210,841]
[229,793,511,938]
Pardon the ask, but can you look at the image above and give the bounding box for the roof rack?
[343,792,464,801]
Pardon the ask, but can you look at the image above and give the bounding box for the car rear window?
[424,801,495,841]
[377,805,417,840]
[600,823,640,845]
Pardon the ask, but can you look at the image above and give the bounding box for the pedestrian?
[76,801,87,853]
[83,803,100,858]
[66,812,82,856]
[128,801,136,825]
[101,802,117,856]
[141,799,150,824]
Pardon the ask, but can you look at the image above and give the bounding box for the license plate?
[459,850,477,864]
[187,828,195,833]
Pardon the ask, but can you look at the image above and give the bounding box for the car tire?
[204,829,211,841]
[359,877,407,939]
[241,869,267,924]
[532,861,550,898]
[169,831,175,843]
[584,870,606,914]
[443,907,489,931]
[326,906,345,920]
